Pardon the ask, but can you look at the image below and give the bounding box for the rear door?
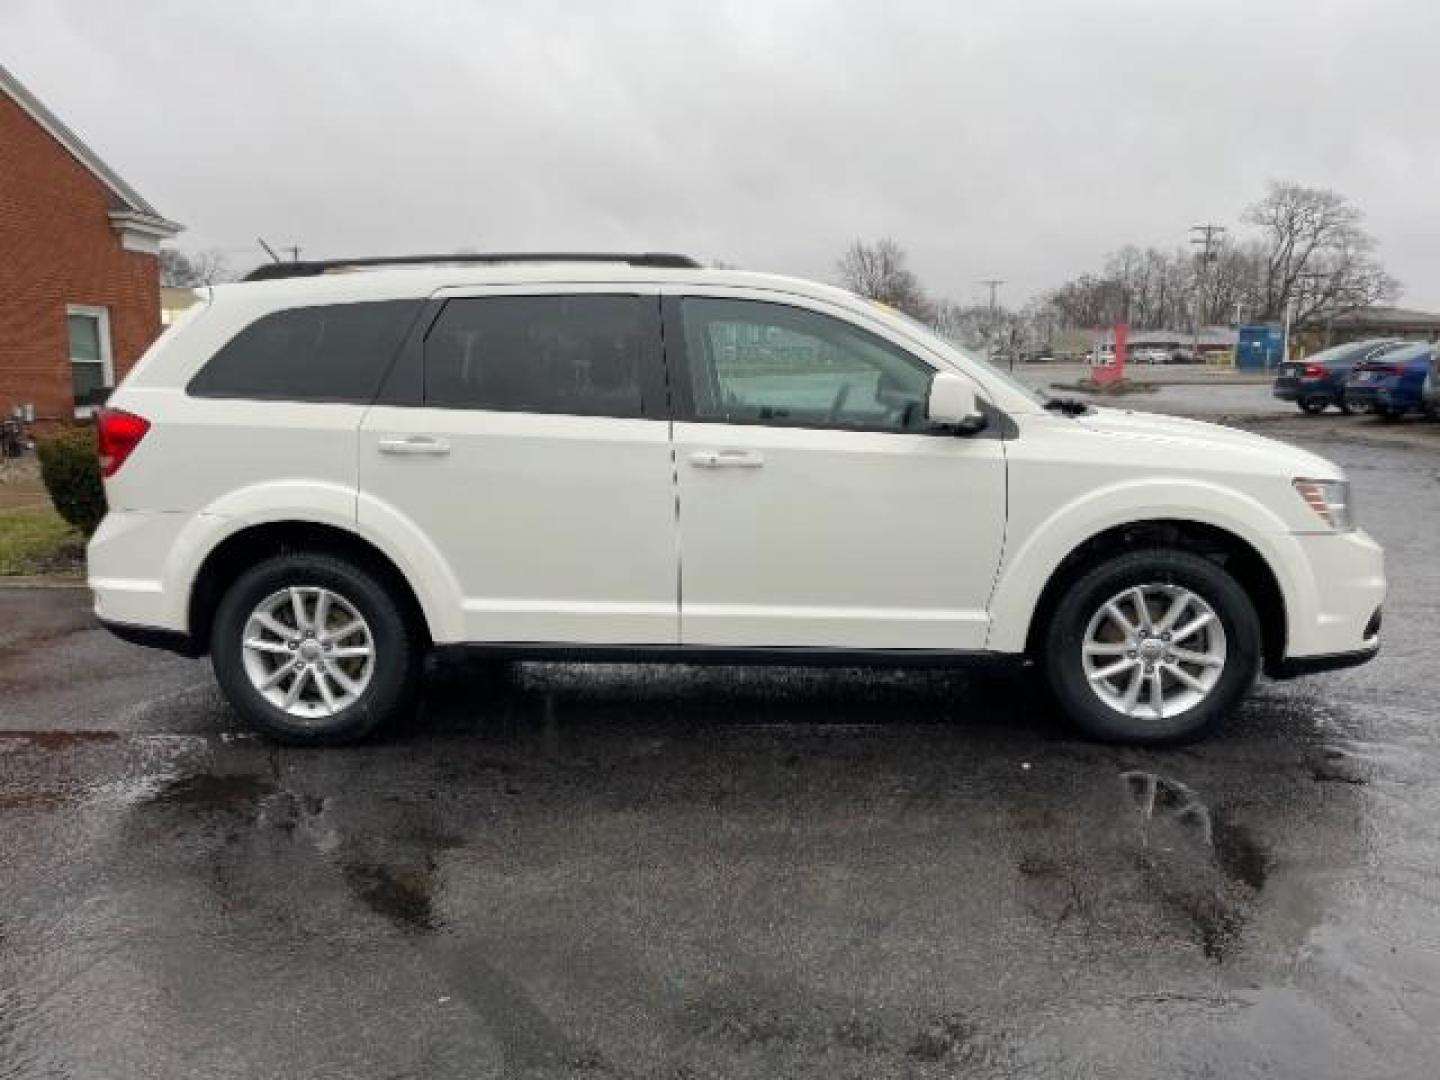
[663,289,1007,651]
[359,286,678,645]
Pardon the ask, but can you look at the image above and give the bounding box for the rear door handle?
[378,435,451,457]
[689,449,764,469]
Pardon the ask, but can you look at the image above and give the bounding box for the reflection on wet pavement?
[2,433,1439,1078]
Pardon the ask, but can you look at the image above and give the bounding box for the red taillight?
[95,407,150,478]
[1303,363,1325,378]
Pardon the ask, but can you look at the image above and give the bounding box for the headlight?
[1293,478,1353,530]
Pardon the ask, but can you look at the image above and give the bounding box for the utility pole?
[1189,223,1225,362]
[979,278,1006,368]
[1282,269,1329,363]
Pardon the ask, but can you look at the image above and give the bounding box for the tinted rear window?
[189,301,421,402]
[424,295,652,417]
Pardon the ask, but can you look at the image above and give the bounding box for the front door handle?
[378,435,451,457]
[689,449,764,469]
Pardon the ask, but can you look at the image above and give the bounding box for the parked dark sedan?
[1273,338,1404,414]
[1343,342,1439,419]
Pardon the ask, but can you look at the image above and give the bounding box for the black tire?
[1337,400,1353,416]
[1041,549,1262,745]
[211,552,422,745]
[1376,407,1400,423]
[1298,397,1327,415]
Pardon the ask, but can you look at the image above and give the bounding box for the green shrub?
[36,427,107,537]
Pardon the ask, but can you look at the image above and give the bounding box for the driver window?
[680,297,933,432]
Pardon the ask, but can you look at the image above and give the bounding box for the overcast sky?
[5,0,1438,309]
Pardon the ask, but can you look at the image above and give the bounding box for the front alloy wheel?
[1081,584,1227,722]
[1043,549,1261,744]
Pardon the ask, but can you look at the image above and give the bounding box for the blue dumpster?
[1236,324,1284,370]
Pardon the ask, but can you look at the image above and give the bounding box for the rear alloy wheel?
[240,587,376,718]
[1042,549,1261,744]
[1298,397,1327,415]
[212,553,421,744]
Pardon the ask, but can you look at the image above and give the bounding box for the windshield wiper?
[1043,395,1091,416]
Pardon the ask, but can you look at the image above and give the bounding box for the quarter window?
[67,305,113,414]
[188,301,421,403]
[678,298,933,432]
[424,295,651,418]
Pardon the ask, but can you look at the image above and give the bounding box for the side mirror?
[926,372,987,435]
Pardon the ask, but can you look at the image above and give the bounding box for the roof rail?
[242,252,702,282]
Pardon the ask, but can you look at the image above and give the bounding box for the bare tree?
[1038,182,1399,334]
[1243,181,1398,322]
[160,248,235,287]
[835,238,934,321]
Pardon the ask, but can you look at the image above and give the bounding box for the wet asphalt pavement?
[3,429,1439,1079]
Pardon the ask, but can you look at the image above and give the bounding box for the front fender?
[985,477,1306,654]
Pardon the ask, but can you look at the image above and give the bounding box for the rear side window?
[423,295,653,418]
[188,301,421,402]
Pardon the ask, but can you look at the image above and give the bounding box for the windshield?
[865,300,1050,405]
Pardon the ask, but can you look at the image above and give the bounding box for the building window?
[66,305,114,416]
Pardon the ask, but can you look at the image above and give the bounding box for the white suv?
[89,253,1384,745]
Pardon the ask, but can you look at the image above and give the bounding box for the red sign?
[1094,323,1127,385]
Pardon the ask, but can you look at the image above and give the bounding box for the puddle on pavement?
[146,771,275,810]
[341,860,439,932]
[1211,818,1270,891]
[1121,770,1275,963]
[1311,745,1371,785]
[0,730,122,751]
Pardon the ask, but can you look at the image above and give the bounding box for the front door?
[664,292,1007,651]
[360,289,678,645]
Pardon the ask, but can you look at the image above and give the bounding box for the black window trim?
[659,294,962,438]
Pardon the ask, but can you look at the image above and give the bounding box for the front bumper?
[1271,641,1379,679]
[1270,527,1385,675]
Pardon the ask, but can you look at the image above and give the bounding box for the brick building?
[1,62,181,424]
